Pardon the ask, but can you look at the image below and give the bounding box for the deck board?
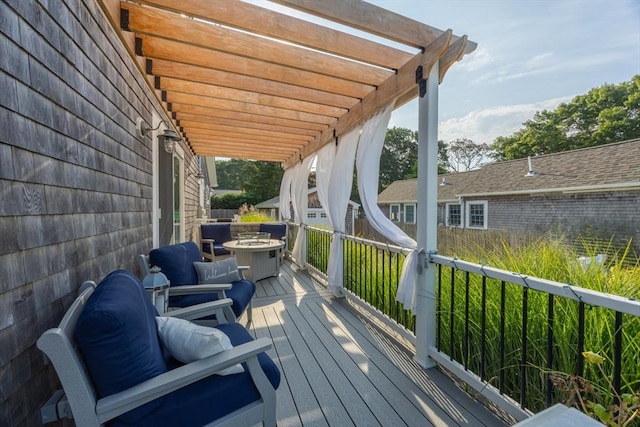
[248,260,508,427]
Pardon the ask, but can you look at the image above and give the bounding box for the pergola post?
[414,62,439,369]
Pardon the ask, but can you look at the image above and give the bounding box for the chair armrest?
[166,298,233,322]
[95,337,273,423]
[168,284,232,296]
[201,238,215,244]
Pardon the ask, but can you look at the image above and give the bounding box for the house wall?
[381,190,639,255]
[486,191,640,252]
[0,1,200,424]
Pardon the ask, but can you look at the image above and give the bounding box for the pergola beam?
[133,0,414,69]
[159,77,347,118]
[283,30,452,169]
[272,0,477,54]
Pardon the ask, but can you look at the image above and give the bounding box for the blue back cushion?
[201,223,232,243]
[112,322,281,427]
[75,270,167,423]
[149,241,201,287]
[259,223,286,240]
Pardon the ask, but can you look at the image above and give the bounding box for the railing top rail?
[430,254,640,317]
[342,234,414,256]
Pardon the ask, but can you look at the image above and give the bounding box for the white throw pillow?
[156,316,243,375]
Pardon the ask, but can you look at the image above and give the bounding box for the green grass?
[438,238,640,415]
[304,228,638,417]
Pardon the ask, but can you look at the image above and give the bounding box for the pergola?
[98,0,476,369]
[99,0,475,168]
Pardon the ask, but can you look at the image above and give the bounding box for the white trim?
[465,200,487,229]
[445,202,462,227]
[456,182,640,198]
[389,203,401,222]
[403,203,416,224]
[151,113,160,248]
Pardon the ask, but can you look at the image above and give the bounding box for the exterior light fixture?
[136,117,181,154]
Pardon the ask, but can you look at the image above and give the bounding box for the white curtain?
[356,102,421,311]
[290,155,315,264]
[278,167,294,221]
[316,127,362,294]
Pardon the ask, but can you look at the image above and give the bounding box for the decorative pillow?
[193,257,241,284]
[155,316,243,375]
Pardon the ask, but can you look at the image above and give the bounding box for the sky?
[368,0,640,145]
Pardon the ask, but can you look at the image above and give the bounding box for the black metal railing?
[431,254,640,418]
[305,226,331,275]
[285,224,639,419]
[341,235,415,332]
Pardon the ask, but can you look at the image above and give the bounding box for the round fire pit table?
[223,239,285,281]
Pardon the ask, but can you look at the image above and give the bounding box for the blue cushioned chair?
[200,223,233,261]
[259,223,287,258]
[147,241,254,324]
[37,270,279,427]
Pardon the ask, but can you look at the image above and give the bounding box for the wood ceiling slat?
[167,92,335,125]
[184,130,307,147]
[283,30,453,168]
[188,140,294,155]
[178,121,313,143]
[273,0,477,54]
[160,77,347,117]
[138,35,374,99]
[189,146,285,162]
[176,116,318,138]
[133,0,413,70]
[169,103,328,132]
[124,3,393,87]
[150,60,359,109]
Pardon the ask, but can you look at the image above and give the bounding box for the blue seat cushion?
[75,270,167,424]
[173,279,255,318]
[149,241,201,287]
[259,223,286,240]
[112,323,281,427]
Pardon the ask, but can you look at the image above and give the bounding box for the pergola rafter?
[101,0,475,165]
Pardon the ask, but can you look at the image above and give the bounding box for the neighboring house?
[378,139,640,250]
[256,188,360,234]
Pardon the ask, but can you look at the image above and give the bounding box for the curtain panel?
[316,127,362,294]
[355,102,421,311]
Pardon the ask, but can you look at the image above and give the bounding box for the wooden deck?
[247,260,509,427]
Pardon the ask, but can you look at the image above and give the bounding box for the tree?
[493,75,640,160]
[379,127,418,191]
[215,158,249,189]
[241,161,283,203]
[442,138,491,172]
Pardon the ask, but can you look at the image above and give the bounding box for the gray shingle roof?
[378,139,640,202]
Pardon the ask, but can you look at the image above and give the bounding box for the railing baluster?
[449,266,456,361]
[437,263,442,352]
[521,286,529,409]
[481,275,486,381]
[464,271,470,370]
[546,294,555,408]
[499,280,506,394]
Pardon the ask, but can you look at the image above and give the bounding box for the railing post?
[414,62,439,368]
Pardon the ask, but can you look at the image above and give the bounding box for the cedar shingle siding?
[0,1,199,423]
[378,140,640,254]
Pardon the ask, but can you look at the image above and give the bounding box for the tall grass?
[439,238,640,414]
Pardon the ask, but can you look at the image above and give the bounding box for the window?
[404,204,416,224]
[308,212,317,219]
[446,203,461,227]
[320,212,327,218]
[390,204,401,222]
[466,201,488,229]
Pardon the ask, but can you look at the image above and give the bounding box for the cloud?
[438,96,573,145]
